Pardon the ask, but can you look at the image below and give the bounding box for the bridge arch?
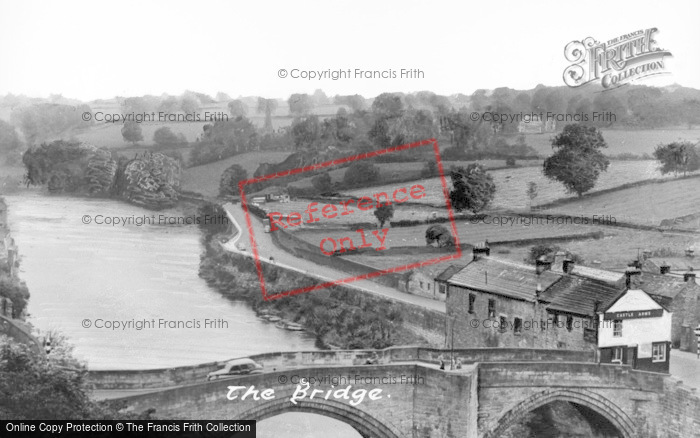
[238,398,402,438]
[486,388,636,438]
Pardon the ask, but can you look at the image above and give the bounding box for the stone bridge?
[92,348,700,437]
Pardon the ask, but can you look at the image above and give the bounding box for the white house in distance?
[598,285,672,373]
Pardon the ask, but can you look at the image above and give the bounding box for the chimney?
[625,267,642,289]
[536,283,542,298]
[472,242,490,261]
[628,260,641,269]
[660,262,671,275]
[552,251,570,272]
[593,299,602,315]
[685,268,696,283]
[563,259,575,274]
[686,249,695,258]
[536,255,552,274]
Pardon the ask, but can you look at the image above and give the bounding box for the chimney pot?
[660,263,671,275]
[472,242,490,261]
[625,267,642,289]
[563,259,574,273]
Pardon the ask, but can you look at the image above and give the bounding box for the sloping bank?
[0,197,41,353]
[197,204,444,349]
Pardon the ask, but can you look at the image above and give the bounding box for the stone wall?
[87,347,593,390]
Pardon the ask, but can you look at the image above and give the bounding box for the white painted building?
[598,289,672,372]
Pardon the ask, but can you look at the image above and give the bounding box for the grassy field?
[292,217,604,250]
[518,128,700,156]
[180,150,291,196]
[288,159,542,191]
[74,121,208,149]
[344,161,693,210]
[542,177,700,227]
[341,222,697,274]
[491,228,697,271]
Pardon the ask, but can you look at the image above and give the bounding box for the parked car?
[207,358,263,381]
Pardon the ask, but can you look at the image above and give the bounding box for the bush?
[343,161,380,187]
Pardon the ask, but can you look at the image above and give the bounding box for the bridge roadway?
[222,202,446,312]
[90,347,700,438]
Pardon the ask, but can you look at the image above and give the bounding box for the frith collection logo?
[563,28,672,89]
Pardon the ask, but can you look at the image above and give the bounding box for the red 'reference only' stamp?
[238,138,461,301]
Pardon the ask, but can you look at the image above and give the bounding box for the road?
[670,349,700,390]
[221,202,446,313]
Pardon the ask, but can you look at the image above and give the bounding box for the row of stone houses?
[435,244,674,373]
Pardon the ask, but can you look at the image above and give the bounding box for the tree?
[219,164,248,197]
[216,92,232,102]
[542,124,610,196]
[0,120,24,164]
[312,89,330,106]
[257,98,278,133]
[227,100,248,118]
[343,161,380,186]
[373,204,394,228]
[425,224,453,247]
[449,164,496,213]
[653,141,700,176]
[120,121,143,145]
[334,94,366,112]
[291,116,320,149]
[153,127,186,147]
[311,172,332,193]
[0,277,29,319]
[180,95,200,114]
[288,93,313,116]
[0,334,152,420]
[421,159,438,178]
[158,96,180,113]
[372,93,404,119]
[526,182,538,209]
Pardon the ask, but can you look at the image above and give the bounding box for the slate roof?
[435,265,464,282]
[568,265,624,285]
[539,274,625,317]
[644,258,699,273]
[633,272,694,300]
[447,257,562,302]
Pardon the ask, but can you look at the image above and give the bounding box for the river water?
[5,193,317,370]
[4,193,365,437]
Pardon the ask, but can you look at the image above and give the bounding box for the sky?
[1,0,699,101]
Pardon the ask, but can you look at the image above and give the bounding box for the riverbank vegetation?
[197,204,427,349]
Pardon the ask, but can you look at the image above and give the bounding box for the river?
[5,193,318,369]
[3,193,367,437]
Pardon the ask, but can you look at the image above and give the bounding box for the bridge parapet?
[478,361,666,393]
[87,347,596,390]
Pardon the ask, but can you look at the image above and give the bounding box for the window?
[438,283,446,294]
[553,313,559,326]
[540,320,547,331]
[499,315,507,332]
[612,347,623,364]
[488,299,496,318]
[566,316,573,332]
[468,294,475,314]
[652,343,666,362]
[428,283,431,291]
[419,281,424,289]
[613,320,623,337]
[514,318,522,334]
